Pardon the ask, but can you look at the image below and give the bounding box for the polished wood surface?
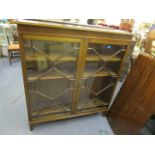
[16,20,133,130]
[8,44,20,51]
[107,54,155,134]
[13,19,132,35]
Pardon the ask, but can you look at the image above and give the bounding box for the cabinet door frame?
[72,39,88,113]
[20,34,84,118]
[73,38,132,112]
[89,38,132,107]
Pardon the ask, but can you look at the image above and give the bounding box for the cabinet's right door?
[77,41,128,112]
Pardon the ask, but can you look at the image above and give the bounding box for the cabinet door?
[77,42,128,111]
[23,36,81,118]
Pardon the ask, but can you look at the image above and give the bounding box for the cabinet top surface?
[13,19,132,36]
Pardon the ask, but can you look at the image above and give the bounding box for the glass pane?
[24,39,80,117]
[78,43,127,110]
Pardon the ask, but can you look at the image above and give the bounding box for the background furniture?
[145,29,155,54]
[7,43,20,64]
[6,28,20,64]
[107,54,155,134]
[15,20,133,130]
[0,23,18,56]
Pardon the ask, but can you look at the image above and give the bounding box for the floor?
[0,57,120,135]
[139,117,155,135]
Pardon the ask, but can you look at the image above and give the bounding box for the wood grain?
[107,54,155,134]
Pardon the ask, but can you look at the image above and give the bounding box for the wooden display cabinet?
[15,20,133,130]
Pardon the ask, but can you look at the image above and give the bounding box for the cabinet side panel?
[18,33,32,122]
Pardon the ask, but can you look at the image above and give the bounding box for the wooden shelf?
[26,53,122,62]
[26,53,76,62]
[27,69,117,81]
[31,106,109,122]
[31,98,108,118]
[32,103,71,118]
[28,71,75,81]
[86,55,121,61]
[78,98,108,110]
[83,70,117,78]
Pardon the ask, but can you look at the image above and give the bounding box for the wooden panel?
[31,107,108,125]
[18,25,132,41]
[23,35,81,42]
[88,38,130,45]
[107,54,155,134]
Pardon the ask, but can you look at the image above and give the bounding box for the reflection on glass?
[25,39,80,117]
[78,43,127,110]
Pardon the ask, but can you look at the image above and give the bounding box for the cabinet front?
[22,34,129,121]
[23,36,81,118]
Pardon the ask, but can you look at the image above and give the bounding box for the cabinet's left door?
[22,35,81,119]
